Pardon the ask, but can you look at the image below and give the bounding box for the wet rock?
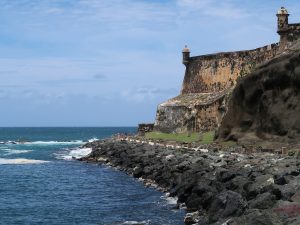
[184,211,200,225]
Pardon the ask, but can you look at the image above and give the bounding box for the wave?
[25,140,84,145]
[118,221,150,225]
[55,147,92,160]
[1,138,99,146]
[160,193,178,205]
[3,149,33,156]
[0,158,49,164]
[88,138,99,142]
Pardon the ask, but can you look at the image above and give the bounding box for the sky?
[0,0,300,127]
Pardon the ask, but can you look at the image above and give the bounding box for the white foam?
[3,149,32,155]
[121,221,150,225]
[24,140,84,145]
[0,158,49,164]
[57,147,92,160]
[161,193,178,205]
[88,138,98,142]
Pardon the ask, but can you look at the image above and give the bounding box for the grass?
[145,130,216,144]
[145,131,199,143]
[145,131,237,146]
[199,131,215,144]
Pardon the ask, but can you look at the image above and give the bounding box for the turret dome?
[277,7,289,15]
[182,45,190,53]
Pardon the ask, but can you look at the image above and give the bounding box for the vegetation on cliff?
[217,41,300,147]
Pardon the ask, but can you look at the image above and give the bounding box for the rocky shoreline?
[80,137,300,225]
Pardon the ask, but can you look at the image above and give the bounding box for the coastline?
[80,137,300,225]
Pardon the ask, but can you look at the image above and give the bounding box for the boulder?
[208,190,247,223]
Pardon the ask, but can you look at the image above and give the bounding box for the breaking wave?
[55,147,92,160]
[0,158,49,164]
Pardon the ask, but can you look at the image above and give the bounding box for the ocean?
[0,127,184,225]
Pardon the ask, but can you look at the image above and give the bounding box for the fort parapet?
[154,7,300,133]
[181,44,279,94]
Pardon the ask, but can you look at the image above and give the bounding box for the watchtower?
[182,45,190,66]
[277,7,290,48]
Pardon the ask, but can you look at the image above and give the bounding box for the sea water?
[0,127,184,225]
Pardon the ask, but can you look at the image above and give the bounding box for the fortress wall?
[154,105,189,133]
[155,97,226,133]
[287,23,300,44]
[181,43,280,94]
[195,100,224,132]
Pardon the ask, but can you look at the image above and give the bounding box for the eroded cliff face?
[216,47,300,143]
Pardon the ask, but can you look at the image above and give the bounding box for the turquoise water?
[0,128,184,225]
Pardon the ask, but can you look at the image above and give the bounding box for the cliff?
[216,41,300,145]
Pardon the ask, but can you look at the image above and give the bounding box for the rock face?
[81,139,300,225]
[216,49,300,143]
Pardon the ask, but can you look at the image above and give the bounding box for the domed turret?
[277,7,289,15]
[276,7,290,49]
[182,45,190,66]
[277,7,289,32]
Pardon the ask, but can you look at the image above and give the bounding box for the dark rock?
[291,190,300,203]
[133,165,144,178]
[216,169,236,183]
[80,139,300,225]
[248,192,277,209]
[232,209,280,225]
[273,200,300,218]
[208,190,247,223]
[274,174,288,185]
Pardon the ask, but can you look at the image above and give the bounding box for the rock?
[133,165,144,178]
[245,174,275,200]
[208,191,247,223]
[231,209,280,225]
[286,217,300,225]
[216,169,236,183]
[184,211,200,225]
[273,200,300,218]
[249,192,277,209]
[80,138,300,225]
[277,184,296,201]
[274,174,288,185]
[291,190,300,203]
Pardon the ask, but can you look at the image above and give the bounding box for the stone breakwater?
[81,138,300,225]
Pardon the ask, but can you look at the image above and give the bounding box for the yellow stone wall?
[181,44,280,94]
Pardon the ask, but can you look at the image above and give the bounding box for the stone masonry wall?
[155,104,223,133]
[286,23,300,46]
[181,44,280,94]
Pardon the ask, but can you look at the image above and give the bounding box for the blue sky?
[0,0,299,126]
